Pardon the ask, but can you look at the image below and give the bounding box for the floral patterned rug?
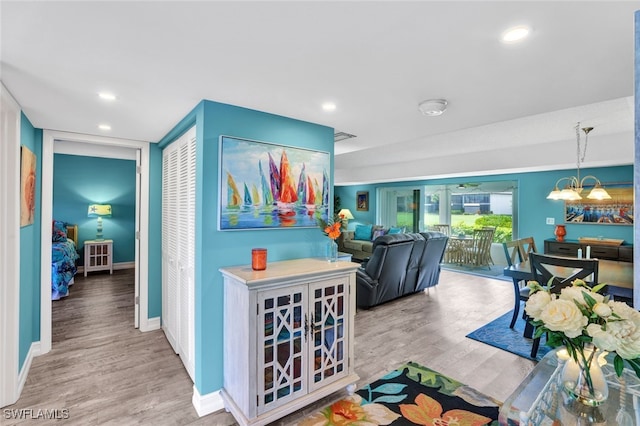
[296,362,501,426]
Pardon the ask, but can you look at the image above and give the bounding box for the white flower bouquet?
[525,278,640,378]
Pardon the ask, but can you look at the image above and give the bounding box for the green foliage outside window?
[451,214,512,243]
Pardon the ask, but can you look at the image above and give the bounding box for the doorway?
[40,131,152,355]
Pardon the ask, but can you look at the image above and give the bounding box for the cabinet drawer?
[583,245,618,260]
[618,246,633,262]
[546,242,578,257]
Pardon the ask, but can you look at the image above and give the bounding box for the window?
[378,181,516,242]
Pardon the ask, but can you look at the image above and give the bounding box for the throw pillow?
[354,224,373,241]
[388,227,403,234]
[371,228,387,241]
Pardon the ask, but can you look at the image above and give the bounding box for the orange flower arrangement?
[325,222,342,240]
[318,213,344,240]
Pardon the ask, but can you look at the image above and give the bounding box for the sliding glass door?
[379,181,516,242]
[377,188,421,232]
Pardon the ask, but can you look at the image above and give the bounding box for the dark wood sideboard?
[544,238,633,262]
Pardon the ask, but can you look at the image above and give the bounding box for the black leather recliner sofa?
[355,232,448,308]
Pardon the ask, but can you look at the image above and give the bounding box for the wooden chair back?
[529,253,599,292]
[471,227,495,267]
[502,240,522,267]
[428,224,450,236]
[518,237,537,262]
[503,237,538,267]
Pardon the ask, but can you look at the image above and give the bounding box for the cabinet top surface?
[544,238,631,246]
[219,258,360,285]
[84,239,113,244]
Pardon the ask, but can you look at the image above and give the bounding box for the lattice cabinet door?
[256,285,308,415]
[308,276,350,393]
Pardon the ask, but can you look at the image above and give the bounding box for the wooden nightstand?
[84,239,113,276]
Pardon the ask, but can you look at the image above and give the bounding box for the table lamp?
[338,208,355,229]
[88,204,112,240]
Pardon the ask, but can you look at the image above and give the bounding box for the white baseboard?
[78,261,135,274]
[17,342,41,398]
[113,261,135,270]
[192,386,225,417]
[140,316,160,332]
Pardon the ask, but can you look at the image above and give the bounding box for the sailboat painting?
[219,135,331,230]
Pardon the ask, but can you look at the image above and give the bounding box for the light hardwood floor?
[4,268,536,425]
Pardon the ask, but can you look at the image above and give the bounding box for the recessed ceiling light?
[322,102,336,112]
[98,92,117,101]
[98,124,111,131]
[501,26,530,43]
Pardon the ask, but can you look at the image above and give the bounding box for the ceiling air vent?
[334,131,356,142]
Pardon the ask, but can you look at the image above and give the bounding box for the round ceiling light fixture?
[418,99,447,116]
[501,25,531,43]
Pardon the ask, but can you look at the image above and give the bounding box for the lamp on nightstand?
[87,204,112,240]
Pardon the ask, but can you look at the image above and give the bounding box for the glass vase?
[561,343,609,407]
[326,239,338,263]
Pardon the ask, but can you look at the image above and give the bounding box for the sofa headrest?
[420,231,448,241]
[372,232,425,248]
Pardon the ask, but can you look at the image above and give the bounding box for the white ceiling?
[1,1,637,185]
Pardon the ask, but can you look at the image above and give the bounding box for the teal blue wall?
[19,112,42,369]
[336,184,378,228]
[148,144,163,318]
[336,165,634,246]
[53,154,136,264]
[158,100,334,396]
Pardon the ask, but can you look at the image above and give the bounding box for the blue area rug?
[466,304,551,361]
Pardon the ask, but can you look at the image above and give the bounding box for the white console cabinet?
[220,258,360,426]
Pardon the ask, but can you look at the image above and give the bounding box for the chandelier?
[546,123,612,201]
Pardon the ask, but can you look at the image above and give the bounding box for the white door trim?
[40,131,152,355]
[135,149,141,329]
[0,83,21,407]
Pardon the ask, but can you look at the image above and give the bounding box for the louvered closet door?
[162,144,179,353]
[177,129,196,380]
[161,124,196,378]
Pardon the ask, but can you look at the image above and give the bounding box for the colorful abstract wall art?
[219,136,331,230]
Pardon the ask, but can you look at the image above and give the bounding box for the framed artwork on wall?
[20,145,36,227]
[218,135,331,230]
[357,191,369,211]
[564,183,633,225]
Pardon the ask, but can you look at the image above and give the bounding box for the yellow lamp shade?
[88,204,112,217]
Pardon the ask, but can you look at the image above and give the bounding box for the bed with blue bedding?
[52,220,79,300]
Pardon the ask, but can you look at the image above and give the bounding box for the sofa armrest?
[356,268,379,308]
[356,268,378,289]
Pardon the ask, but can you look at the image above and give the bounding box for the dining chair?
[465,227,495,268]
[518,237,537,262]
[428,224,451,236]
[428,224,452,262]
[503,237,538,329]
[528,253,599,358]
